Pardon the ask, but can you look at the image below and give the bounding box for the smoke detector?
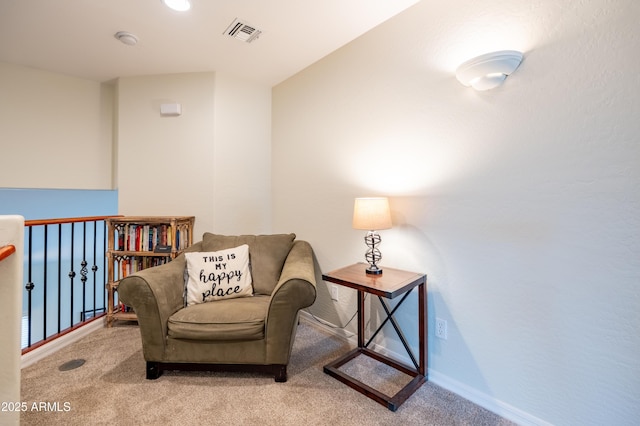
[224,18,262,43]
[114,31,138,46]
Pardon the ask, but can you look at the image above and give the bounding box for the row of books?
[118,302,133,313]
[115,224,189,252]
[115,256,170,280]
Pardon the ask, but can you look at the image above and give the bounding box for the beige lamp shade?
[352,197,392,230]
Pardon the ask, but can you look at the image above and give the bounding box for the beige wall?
[0,65,272,238]
[116,72,271,238]
[116,72,216,238]
[272,1,640,425]
[0,62,113,190]
[0,215,24,426]
[212,73,272,234]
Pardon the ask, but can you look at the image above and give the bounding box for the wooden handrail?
[25,215,122,227]
[0,216,120,259]
[0,244,16,262]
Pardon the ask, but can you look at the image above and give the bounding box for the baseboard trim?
[21,320,104,369]
[427,371,552,426]
[299,311,549,426]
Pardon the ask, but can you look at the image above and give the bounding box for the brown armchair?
[118,233,317,382]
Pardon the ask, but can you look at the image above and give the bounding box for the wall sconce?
[456,50,523,91]
[352,197,392,275]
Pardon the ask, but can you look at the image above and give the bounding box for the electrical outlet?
[435,318,448,340]
[330,285,339,301]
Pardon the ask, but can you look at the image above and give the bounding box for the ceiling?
[0,0,419,87]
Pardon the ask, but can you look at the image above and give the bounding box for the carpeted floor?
[20,321,514,425]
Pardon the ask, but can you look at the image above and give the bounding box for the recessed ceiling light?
[163,0,191,12]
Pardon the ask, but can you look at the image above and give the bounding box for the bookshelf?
[105,216,195,327]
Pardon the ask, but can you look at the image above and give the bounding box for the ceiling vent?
[224,18,262,43]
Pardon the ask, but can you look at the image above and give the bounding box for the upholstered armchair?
[118,233,316,382]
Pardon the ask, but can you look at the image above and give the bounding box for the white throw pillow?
[184,245,253,306]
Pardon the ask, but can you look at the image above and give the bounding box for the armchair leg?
[274,365,287,382]
[146,362,162,380]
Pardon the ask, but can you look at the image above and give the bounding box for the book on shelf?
[115,223,189,252]
[115,256,171,280]
[119,302,133,313]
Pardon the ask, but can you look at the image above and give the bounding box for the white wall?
[116,72,272,238]
[272,1,640,425]
[0,62,113,190]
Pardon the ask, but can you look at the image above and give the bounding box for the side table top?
[322,263,426,299]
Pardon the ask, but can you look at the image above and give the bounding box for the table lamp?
[352,197,392,275]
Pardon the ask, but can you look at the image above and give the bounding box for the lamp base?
[365,265,383,275]
[363,230,384,275]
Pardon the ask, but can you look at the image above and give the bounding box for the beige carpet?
[21,321,514,425]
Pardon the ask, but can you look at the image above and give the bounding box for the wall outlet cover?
[435,318,448,340]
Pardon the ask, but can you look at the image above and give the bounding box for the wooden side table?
[322,263,427,411]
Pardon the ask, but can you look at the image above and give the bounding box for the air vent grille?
[224,18,262,43]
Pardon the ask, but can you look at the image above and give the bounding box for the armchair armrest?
[265,240,317,363]
[118,255,186,361]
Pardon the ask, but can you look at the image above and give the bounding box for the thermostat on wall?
[160,103,182,117]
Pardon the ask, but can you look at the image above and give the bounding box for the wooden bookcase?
[105,216,195,327]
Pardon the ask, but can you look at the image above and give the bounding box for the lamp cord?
[305,293,369,331]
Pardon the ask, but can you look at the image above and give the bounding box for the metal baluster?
[69,223,75,326]
[92,221,98,319]
[80,222,88,323]
[57,224,62,333]
[43,225,48,340]
[25,227,34,348]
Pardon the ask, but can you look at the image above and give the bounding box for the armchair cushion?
[168,295,270,341]
[202,233,295,295]
[184,245,253,306]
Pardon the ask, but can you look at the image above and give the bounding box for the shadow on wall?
[381,196,492,393]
